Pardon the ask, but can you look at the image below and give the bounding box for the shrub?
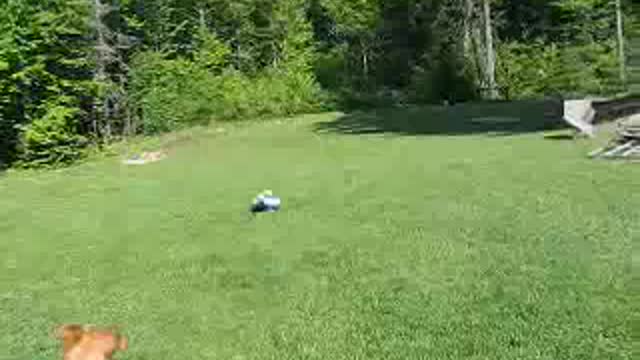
[130,52,217,134]
[130,50,325,134]
[17,105,88,168]
[211,69,324,120]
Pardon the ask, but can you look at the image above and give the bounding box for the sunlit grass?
[0,107,636,360]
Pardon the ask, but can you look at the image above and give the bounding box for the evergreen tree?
[0,0,93,165]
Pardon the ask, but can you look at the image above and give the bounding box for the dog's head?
[55,324,128,358]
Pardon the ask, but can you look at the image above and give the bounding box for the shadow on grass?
[543,133,576,141]
[315,100,567,137]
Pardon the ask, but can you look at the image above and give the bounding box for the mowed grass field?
[1,103,637,360]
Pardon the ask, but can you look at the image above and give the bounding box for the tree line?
[0,0,635,168]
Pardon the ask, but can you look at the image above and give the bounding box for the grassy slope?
[0,107,637,360]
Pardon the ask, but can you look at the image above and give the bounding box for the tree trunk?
[93,0,131,139]
[472,11,485,86]
[483,0,498,99]
[616,0,626,86]
[94,0,109,138]
[363,52,369,78]
[361,39,369,79]
[463,0,474,58]
[124,103,132,136]
[198,7,206,30]
[94,0,108,84]
[464,0,485,92]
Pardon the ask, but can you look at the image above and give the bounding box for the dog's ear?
[55,324,85,339]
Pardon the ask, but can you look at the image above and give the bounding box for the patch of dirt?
[123,151,167,165]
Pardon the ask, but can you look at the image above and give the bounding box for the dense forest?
[0,0,637,168]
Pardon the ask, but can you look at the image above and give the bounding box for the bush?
[17,105,88,168]
[207,68,324,120]
[129,52,214,134]
[130,50,325,134]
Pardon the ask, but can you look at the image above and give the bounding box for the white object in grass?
[563,100,595,137]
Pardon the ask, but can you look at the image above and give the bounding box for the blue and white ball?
[250,190,281,213]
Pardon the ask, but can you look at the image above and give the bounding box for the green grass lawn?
[1,103,637,360]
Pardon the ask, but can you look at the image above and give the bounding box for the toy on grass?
[250,190,281,214]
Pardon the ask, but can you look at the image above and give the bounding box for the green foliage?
[130,50,323,134]
[318,0,381,86]
[195,31,232,71]
[218,69,323,119]
[272,0,316,74]
[321,0,380,37]
[0,0,92,167]
[550,0,615,43]
[0,0,635,168]
[497,41,623,99]
[126,0,323,135]
[129,52,210,134]
[17,104,88,168]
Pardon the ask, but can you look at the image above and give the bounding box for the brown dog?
[55,324,128,360]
